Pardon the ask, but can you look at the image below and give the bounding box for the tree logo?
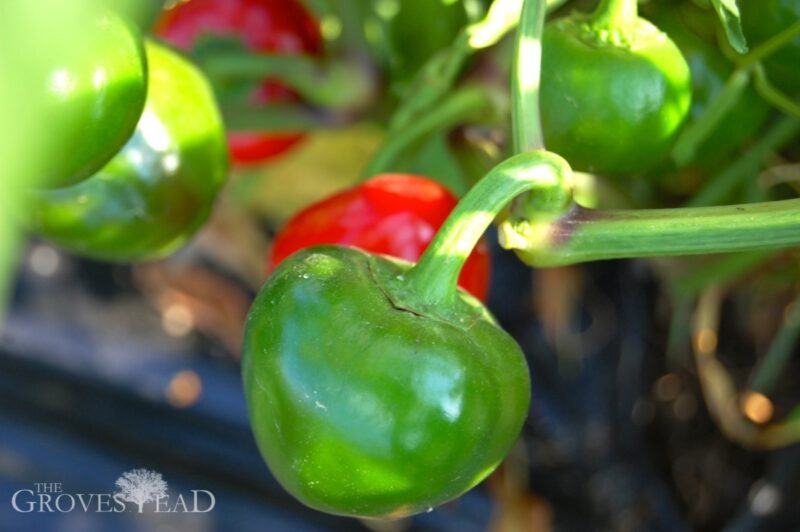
[10,470,213,514]
[114,469,169,513]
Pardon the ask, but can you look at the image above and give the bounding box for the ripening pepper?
[267,174,492,301]
[156,0,323,165]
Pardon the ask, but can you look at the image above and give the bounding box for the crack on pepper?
[366,259,430,319]
[365,256,488,331]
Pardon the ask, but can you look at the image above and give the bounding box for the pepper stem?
[501,196,800,267]
[361,85,494,180]
[748,292,800,395]
[512,0,547,154]
[201,51,372,110]
[589,0,638,31]
[403,151,573,309]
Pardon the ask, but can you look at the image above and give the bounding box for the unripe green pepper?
[740,0,800,94]
[540,0,692,176]
[244,246,529,517]
[0,1,148,188]
[26,41,228,261]
[242,151,574,518]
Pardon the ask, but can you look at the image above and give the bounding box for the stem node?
[405,151,573,308]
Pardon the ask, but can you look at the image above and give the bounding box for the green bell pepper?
[26,41,228,262]
[243,246,529,518]
[241,150,575,518]
[0,1,148,188]
[540,0,692,176]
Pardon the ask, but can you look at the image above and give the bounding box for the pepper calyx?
[366,253,493,330]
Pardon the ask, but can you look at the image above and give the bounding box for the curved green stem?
[674,19,800,168]
[202,53,372,110]
[222,103,336,132]
[501,197,800,267]
[512,0,546,153]
[739,20,800,69]
[674,251,774,297]
[389,35,472,133]
[589,0,638,30]
[389,0,521,132]
[754,65,800,119]
[750,305,800,395]
[390,0,566,132]
[748,292,800,395]
[672,69,751,168]
[362,85,495,179]
[712,247,797,410]
[685,116,800,207]
[404,151,572,308]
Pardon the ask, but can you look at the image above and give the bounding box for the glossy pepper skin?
[26,41,228,262]
[243,245,530,518]
[156,0,322,165]
[1,2,147,188]
[268,174,492,301]
[740,0,800,94]
[540,14,692,176]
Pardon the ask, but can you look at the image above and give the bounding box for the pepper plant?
[241,0,800,518]
[2,0,800,524]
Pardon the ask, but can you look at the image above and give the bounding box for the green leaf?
[410,133,470,196]
[711,0,748,54]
